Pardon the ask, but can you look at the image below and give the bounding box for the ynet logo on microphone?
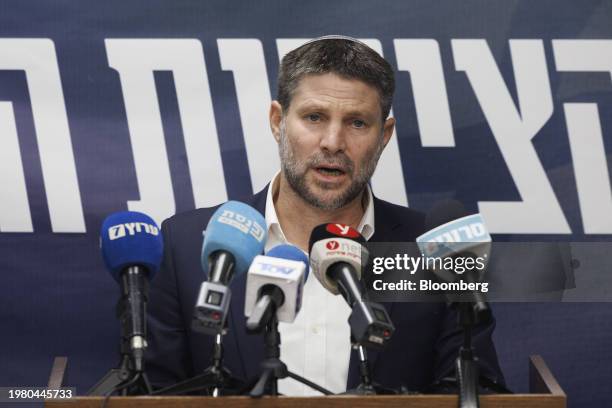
[323,238,362,260]
[108,222,159,240]
[326,240,340,250]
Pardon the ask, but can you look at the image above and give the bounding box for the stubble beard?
[278,117,384,211]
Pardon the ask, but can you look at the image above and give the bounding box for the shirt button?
[311,325,320,334]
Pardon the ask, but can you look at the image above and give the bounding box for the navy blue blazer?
[145,186,504,392]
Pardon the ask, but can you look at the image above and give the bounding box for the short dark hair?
[277,36,395,121]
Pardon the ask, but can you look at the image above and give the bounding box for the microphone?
[192,201,267,335]
[100,211,163,372]
[244,244,309,332]
[416,199,491,315]
[309,224,394,349]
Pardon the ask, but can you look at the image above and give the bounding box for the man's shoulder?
[161,186,268,236]
[164,206,220,228]
[373,197,426,241]
[374,198,425,225]
[158,207,220,250]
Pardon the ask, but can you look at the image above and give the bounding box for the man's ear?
[382,117,395,148]
[270,101,283,144]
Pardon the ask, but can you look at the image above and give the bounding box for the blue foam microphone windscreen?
[100,211,163,282]
[201,201,267,276]
[268,244,310,281]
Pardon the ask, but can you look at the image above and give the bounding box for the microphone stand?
[455,301,481,408]
[249,314,333,397]
[88,297,152,396]
[357,345,373,391]
[154,330,244,396]
[342,341,397,395]
[343,344,375,395]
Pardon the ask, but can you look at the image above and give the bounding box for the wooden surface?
[45,394,565,408]
[45,355,566,408]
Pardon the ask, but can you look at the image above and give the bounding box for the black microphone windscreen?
[308,223,366,253]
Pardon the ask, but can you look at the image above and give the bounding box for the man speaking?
[145,36,504,395]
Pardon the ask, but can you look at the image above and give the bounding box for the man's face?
[271,73,395,210]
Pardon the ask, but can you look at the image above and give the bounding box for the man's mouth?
[315,166,346,176]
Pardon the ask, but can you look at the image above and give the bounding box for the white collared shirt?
[264,172,375,396]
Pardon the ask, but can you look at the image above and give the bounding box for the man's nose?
[319,122,346,153]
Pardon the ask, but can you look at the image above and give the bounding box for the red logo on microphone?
[326,240,340,250]
[326,223,360,238]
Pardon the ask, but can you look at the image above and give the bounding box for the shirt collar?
[264,171,375,247]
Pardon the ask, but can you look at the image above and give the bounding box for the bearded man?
[145,36,504,395]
